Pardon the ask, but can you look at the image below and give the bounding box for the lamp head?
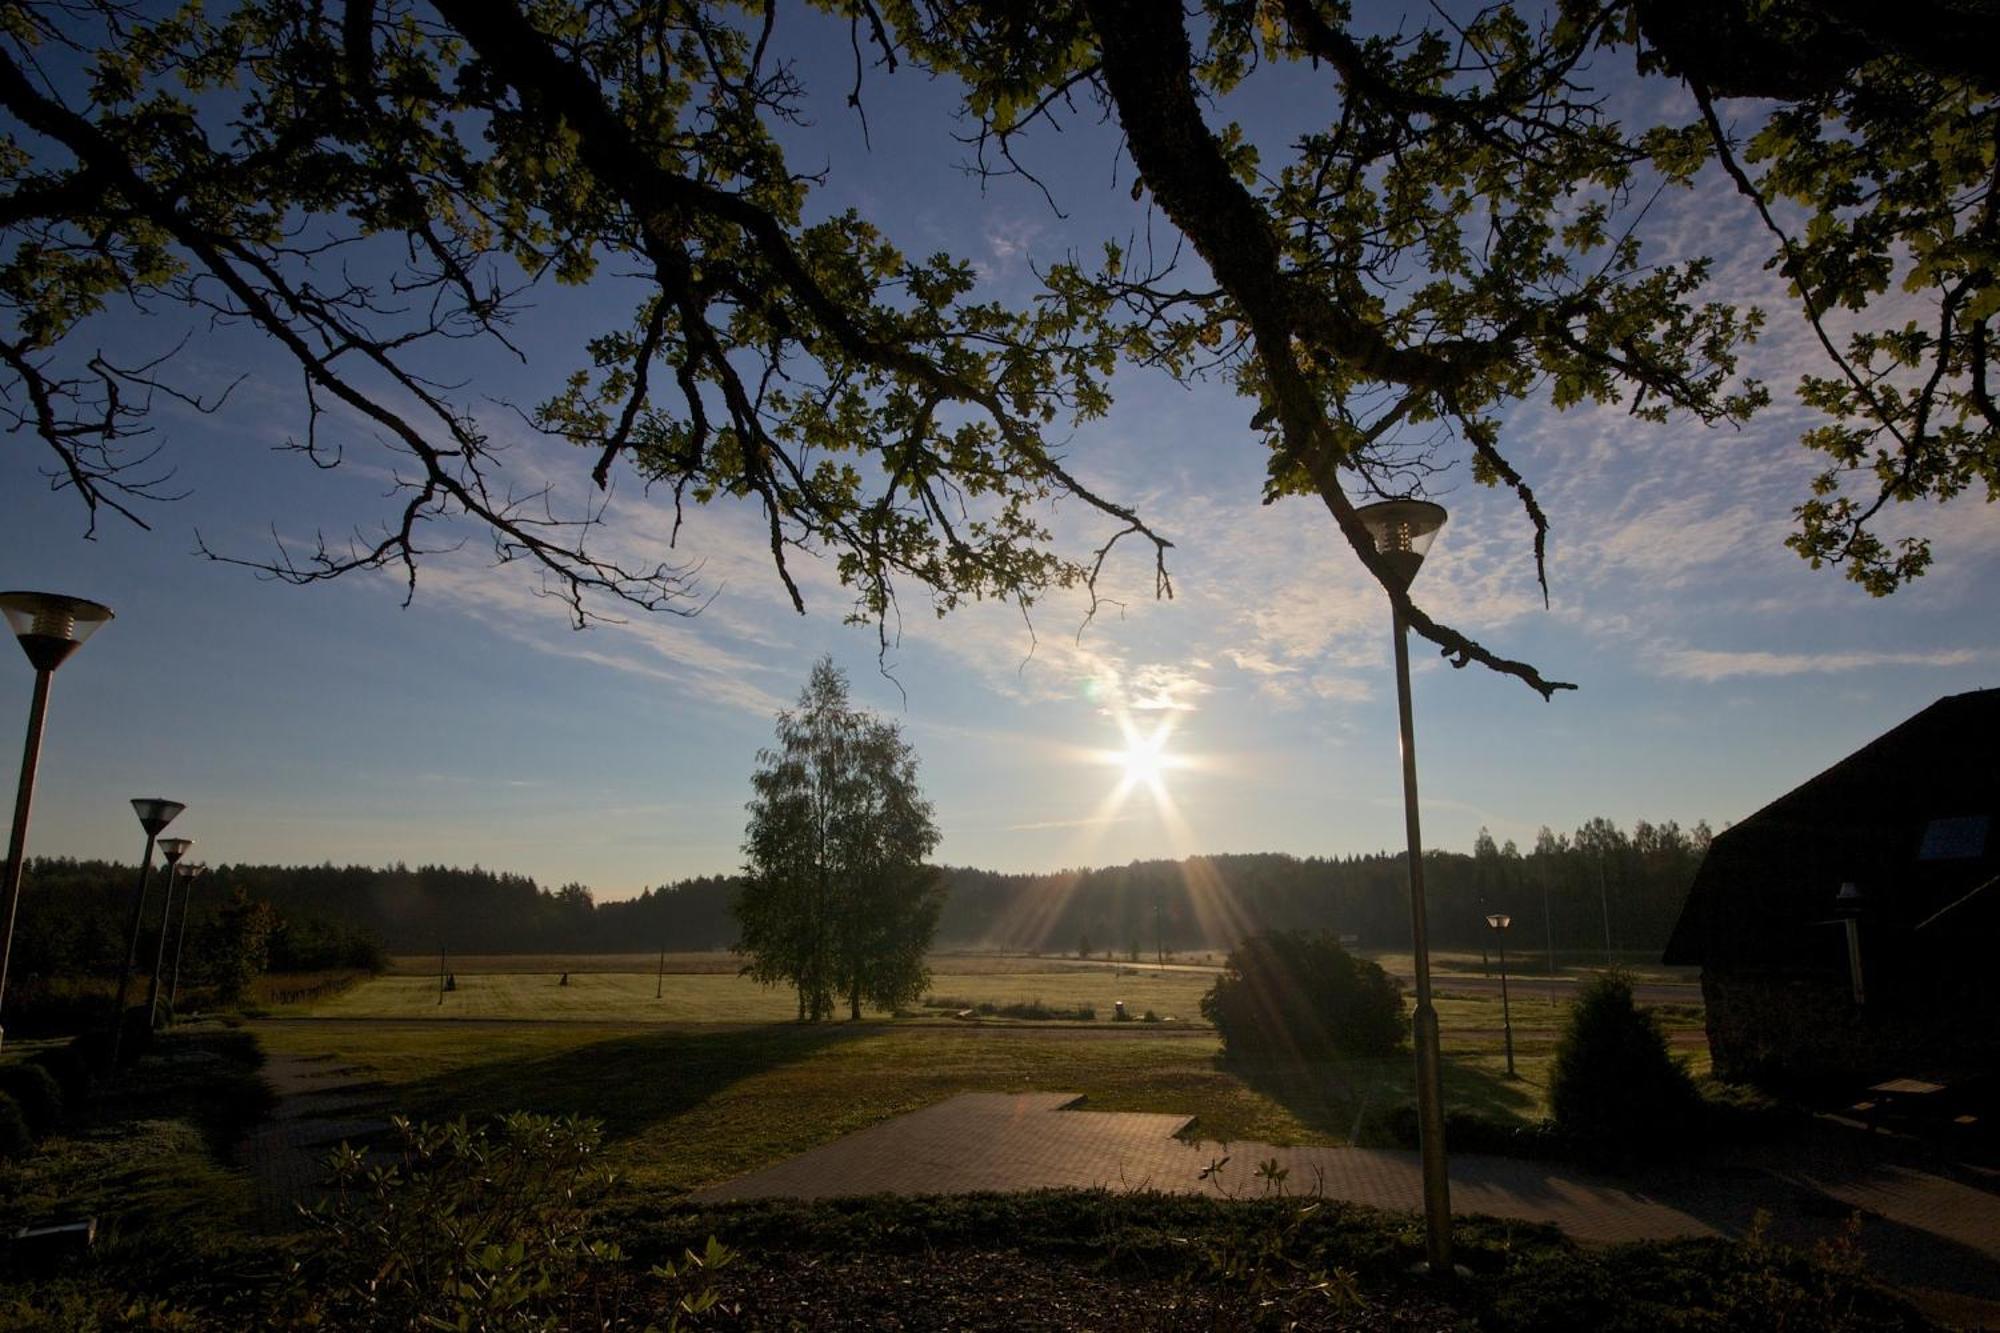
[130,798,186,837]
[1,591,113,672]
[158,836,193,866]
[1353,499,1448,591]
[1485,912,1512,931]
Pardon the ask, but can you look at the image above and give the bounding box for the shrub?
[281,1113,733,1330]
[25,1044,91,1108]
[1549,971,1698,1158]
[1201,930,1405,1059]
[0,1091,29,1159]
[0,1060,63,1138]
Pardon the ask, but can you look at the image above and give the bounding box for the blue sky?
[2,12,1994,897]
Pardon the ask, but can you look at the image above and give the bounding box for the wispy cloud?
[1654,646,1985,681]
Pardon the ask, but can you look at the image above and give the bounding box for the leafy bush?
[1549,971,1698,1158]
[0,1060,62,1138]
[1484,1214,1929,1332]
[24,1045,90,1112]
[1201,931,1404,1058]
[1367,1104,1565,1159]
[280,1113,732,1330]
[0,1091,30,1159]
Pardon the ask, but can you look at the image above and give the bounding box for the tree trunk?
[849,982,862,1021]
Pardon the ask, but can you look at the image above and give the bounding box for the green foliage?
[211,890,279,1005]
[2,1,1984,703]
[25,1044,92,1108]
[1201,931,1405,1059]
[1485,1213,1929,1332]
[281,1112,735,1330]
[737,658,943,1021]
[0,1059,63,1138]
[1549,970,1699,1156]
[0,1091,31,1159]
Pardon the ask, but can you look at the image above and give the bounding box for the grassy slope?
[255,1018,1566,1196]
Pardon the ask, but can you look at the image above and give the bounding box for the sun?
[1119,730,1170,786]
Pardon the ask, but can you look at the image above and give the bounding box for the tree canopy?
[736,656,941,1020]
[2,1,1990,695]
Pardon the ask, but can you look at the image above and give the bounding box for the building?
[1664,688,2000,1083]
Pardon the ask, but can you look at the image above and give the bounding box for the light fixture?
[109,798,185,1069]
[1353,495,1454,1275]
[1485,911,1517,1079]
[131,798,186,837]
[0,591,114,672]
[0,592,114,1053]
[1355,499,1448,592]
[166,862,207,1018]
[147,838,194,1026]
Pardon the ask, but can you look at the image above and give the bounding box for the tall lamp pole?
[147,837,193,1027]
[166,861,206,1018]
[111,797,185,1069]
[0,592,113,1052]
[1356,497,1454,1276]
[1486,913,1517,1078]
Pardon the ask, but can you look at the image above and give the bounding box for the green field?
[250,949,1710,1202]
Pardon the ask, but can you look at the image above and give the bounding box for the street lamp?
[0,591,113,1051]
[1485,913,1517,1078]
[110,797,185,1069]
[166,861,206,1019]
[147,837,193,1027]
[1355,496,1454,1275]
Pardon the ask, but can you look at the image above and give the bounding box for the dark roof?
[1664,687,2000,967]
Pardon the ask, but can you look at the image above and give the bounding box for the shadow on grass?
[385,1022,874,1145]
[1220,1050,1540,1145]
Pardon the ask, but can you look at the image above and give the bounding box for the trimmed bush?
[1201,930,1404,1059]
[0,1060,62,1138]
[26,1044,91,1108]
[0,1091,29,1159]
[1550,970,1699,1158]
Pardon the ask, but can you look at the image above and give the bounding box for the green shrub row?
[0,1006,160,1160]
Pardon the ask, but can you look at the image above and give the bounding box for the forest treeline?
[7,817,1711,976]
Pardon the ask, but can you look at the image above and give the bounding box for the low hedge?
[0,1060,62,1138]
[0,1091,29,1159]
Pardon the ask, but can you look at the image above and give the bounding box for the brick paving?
[235,1050,393,1225]
[694,1091,2000,1319]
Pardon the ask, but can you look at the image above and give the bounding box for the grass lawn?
[301,967,1221,1023]
[254,1013,1572,1197]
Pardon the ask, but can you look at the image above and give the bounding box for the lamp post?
[110,797,185,1069]
[147,836,193,1027]
[167,861,206,1018]
[1355,497,1453,1276]
[1486,913,1517,1078]
[0,591,113,1052]
[656,941,666,1000]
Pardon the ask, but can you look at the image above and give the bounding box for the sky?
[1,10,1994,899]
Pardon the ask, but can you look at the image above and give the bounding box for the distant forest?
[7,817,1712,979]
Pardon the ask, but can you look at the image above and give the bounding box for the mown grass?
[0,1027,270,1299]
[254,1014,1571,1197]
[303,965,1706,1044]
[299,967,1221,1023]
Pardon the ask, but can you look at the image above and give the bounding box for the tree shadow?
[1219,1049,1538,1144]
[383,1023,875,1144]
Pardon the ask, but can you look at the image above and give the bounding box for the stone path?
[235,1049,393,1224]
[695,1091,2000,1323]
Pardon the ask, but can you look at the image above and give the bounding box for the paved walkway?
[695,1092,2000,1322]
[234,1050,393,1225]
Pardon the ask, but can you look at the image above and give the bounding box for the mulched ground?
[706,1250,1470,1331]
